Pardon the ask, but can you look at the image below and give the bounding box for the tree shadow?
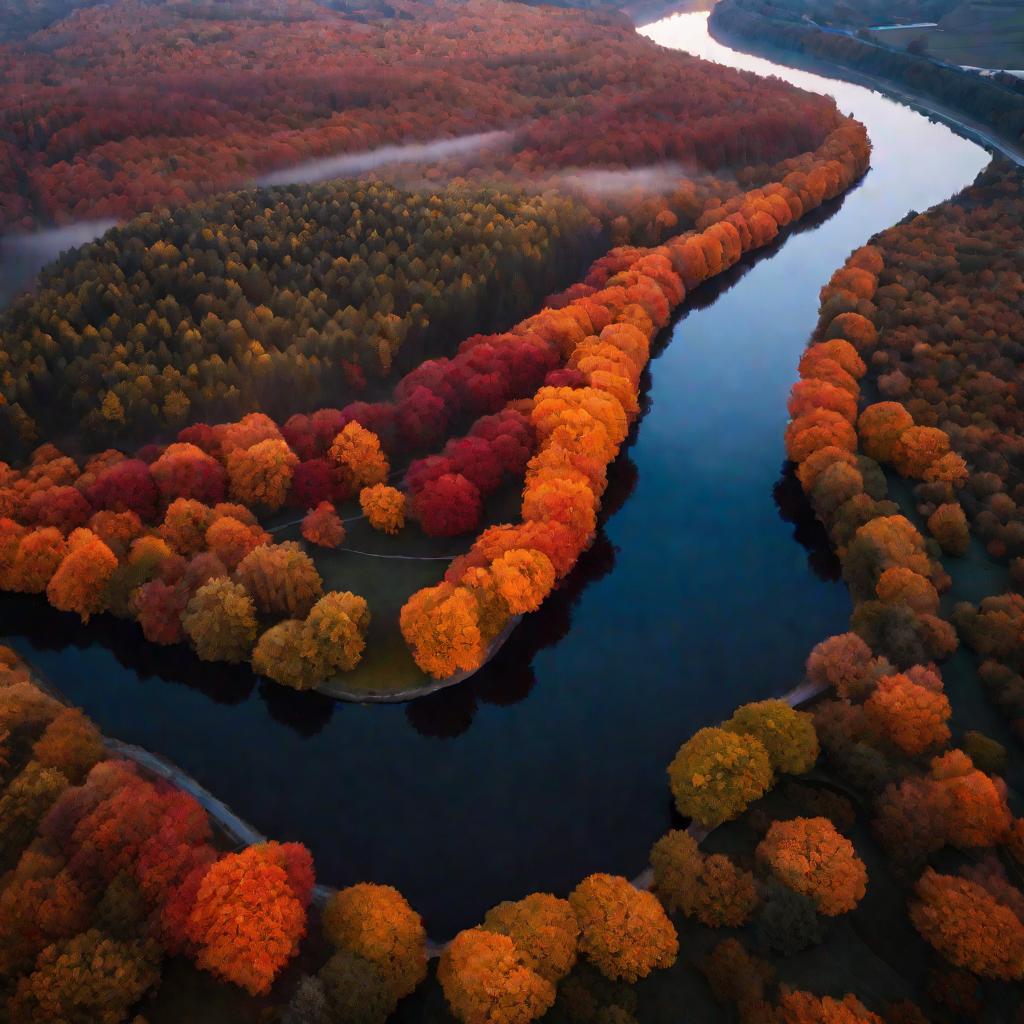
[772,461,842,582]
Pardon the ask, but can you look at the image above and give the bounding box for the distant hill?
[0,0,105,42]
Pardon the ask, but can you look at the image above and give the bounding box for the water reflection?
[772,462,843,582]
[0,441,627,744]
[259,680,336,738]
[0,592,256,706]
[408,528,621,737]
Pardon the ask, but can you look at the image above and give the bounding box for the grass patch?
[867,10,1024,70]
[268,484,524,698]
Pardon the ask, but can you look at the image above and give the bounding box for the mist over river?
[2,12,989,938]
[0,219,117,307]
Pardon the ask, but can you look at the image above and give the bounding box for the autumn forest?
[0,0,1022,1022]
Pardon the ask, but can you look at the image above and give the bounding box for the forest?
[0,182,602,449]
[0,0,841,233]
[1,0,1023,1022]
[0,110,871,693]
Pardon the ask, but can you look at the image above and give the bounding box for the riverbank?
[708,5,1024,168]
[23,632,826,956]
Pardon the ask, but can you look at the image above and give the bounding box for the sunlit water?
[3,12,988,937]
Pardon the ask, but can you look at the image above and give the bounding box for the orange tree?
[437,927,555,1024]
[321,883,427,1001]
[186,845,309,995]
[568,873,678,983]
[649,829,758,927]
[909,869,1024,981]
[756,817,867,916]
[776,987,885,1023]
[481,892,579,983]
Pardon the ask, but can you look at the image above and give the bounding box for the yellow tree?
[667,727,773,827]
[321,883,427,1000]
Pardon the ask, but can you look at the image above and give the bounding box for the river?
[1,11,989,938]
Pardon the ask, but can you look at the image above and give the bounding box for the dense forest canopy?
[0,181,602,449]
[6,3,1024,1023]
[0,0,844,231]
[0,0,861,456]
[869,163,1024,560]
[743,0,960,28]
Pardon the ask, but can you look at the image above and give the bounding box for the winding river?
[1,11,989,938]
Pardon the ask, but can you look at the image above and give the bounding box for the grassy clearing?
[868,6,1024,69]
[268,484,523,698]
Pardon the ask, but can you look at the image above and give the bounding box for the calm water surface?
[3,12,988,937]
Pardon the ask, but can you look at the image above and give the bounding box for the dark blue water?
[2,13,988,938]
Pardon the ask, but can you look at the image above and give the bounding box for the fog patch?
[1,218,118,308]
[258,130,514,187]
[557,163,694,198]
